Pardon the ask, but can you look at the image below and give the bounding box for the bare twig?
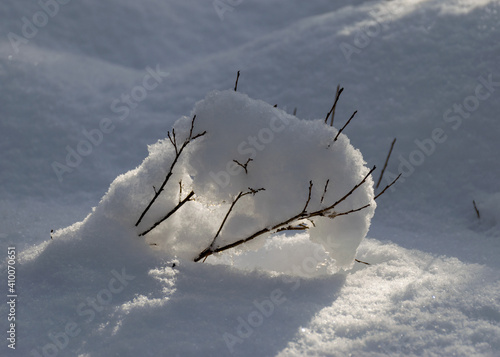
[473,200,480,219]
[325,85,343,126]
[195,188,265,262]
[178,181,182,204]
[234,70,240,92]
[276,223,309,232]
[334,110,357,142]
[328,204,371,218]
[374,173,401,200]
[135,115,206,227]
[195,167,376,262]
[168,129,178,155]
[376,138,397,189]
[320,179,330,204]
[355,259,371,265]
[301,181,313,213]
[138,191,195,237]
[233,158,253,174]
[325,166,375,211]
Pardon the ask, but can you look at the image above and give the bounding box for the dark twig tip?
[234,70,240,92]
[374,173,401,200]
[376,138,397,189]
[334,110,357,142]
[473,200,480,219]
[355,259,371,265]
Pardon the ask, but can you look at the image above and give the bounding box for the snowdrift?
[37,89,375,273]
[15,89,377,356]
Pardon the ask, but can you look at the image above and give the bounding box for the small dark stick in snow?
[473,200,480,219]
[355,259,370,265]
[234,70,240,92]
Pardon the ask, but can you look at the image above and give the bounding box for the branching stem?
[139,191,195,237]
[135,115,206,227]
[374,173,401,200]
[195,166,376,262]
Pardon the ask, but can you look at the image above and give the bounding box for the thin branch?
[473,200,480,219]
[355,259,371,265]
[320,179,330,204]
[167,131,174,154]
[376,138,397,189]
[374,173,401,200]
[195,168,375,262]
[234,70,240,92]
[178,181,182,204]
[188,115,196,138]
[216,189,264,242]
[325,85,343,126]
[138,191,195,237]
[195,188,265,262]
[325,166,375,212]
[334,110,357,141]
[135,115,206,227]
[327,204,371,219]
[301,181,313,213]
[276,223,309,232]
[233,158,253,174]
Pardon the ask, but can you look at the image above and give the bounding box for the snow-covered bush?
[98,89,377,270]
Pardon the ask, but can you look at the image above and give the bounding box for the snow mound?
[42,89,375,273]
[97,89,375,270]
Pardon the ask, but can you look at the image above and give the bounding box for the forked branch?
[233,158,253,174]
[139,191,195,237]
[135,115,206,227]
[195,188,265,262]
[374,173,401,200]
[194,166,376,262]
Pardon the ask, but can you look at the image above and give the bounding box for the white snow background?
[1,0,500,356]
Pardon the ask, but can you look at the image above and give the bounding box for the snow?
[1,0,500,356]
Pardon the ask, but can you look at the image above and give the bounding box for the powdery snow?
[1,0,500,356]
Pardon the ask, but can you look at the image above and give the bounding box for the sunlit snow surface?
[1,0,500,356]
